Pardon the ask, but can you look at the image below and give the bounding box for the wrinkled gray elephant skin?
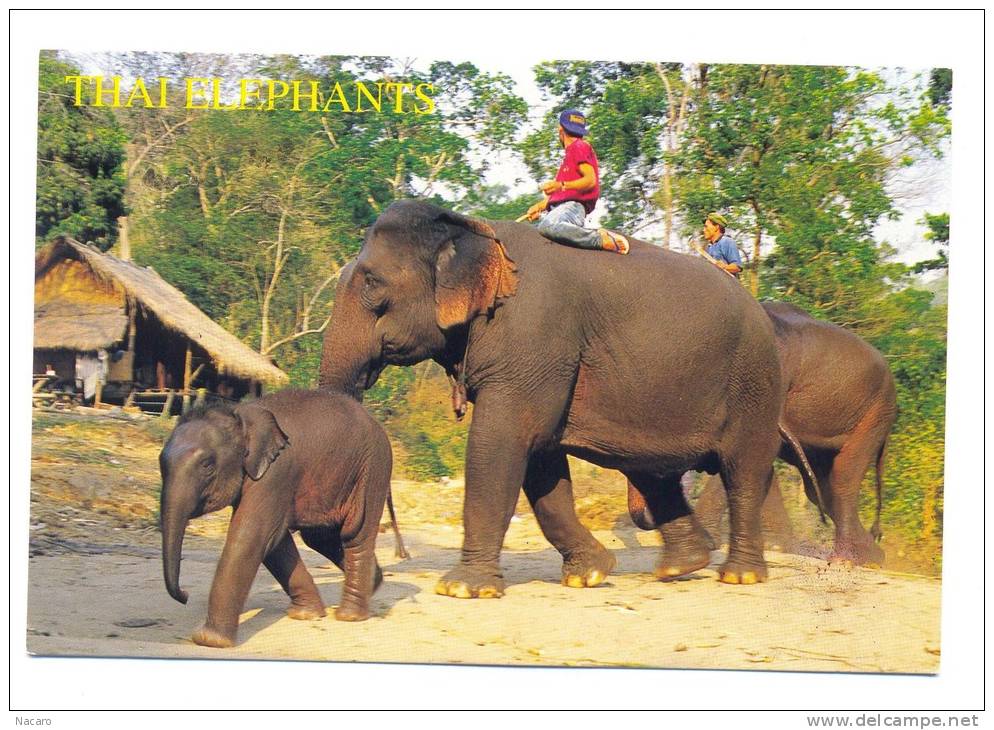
[159,389,402,648]
[320,200,785,597]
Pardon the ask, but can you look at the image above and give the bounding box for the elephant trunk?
[160,480,197,605]
[318,263,380,400]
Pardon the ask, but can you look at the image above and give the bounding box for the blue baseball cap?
[559,109,588,137]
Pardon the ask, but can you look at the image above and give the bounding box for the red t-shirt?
[547,138,600,215]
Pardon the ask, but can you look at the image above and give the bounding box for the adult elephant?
[693,301,896,565]
[320,200,784,598]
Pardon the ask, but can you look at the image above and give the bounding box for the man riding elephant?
[525,109,629,254]
[701,212,743,277]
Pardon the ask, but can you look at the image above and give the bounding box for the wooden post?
[161,390,175,419]
[118,216,131,262]
[194,387,207,409]
[181,345,193,414]
[126,302,137,352]
[183,344,193,393]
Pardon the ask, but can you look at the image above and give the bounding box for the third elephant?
[694,301,896,566]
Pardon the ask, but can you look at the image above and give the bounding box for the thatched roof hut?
[34,237,288,403]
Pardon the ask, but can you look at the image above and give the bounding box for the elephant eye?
[361,273,388,313]
[200,457,215,474]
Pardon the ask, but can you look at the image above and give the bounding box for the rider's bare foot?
[599,229,629,255]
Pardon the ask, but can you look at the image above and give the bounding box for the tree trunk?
[656,64,680,250]
[661,166,673,250]
[259,207,289,354]
[750,199,762,297]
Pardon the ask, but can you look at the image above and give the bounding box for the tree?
[674,64,951,300]
[114,52,528,385]
[98,52,249,257]
[134,107,353,373]
[36,52,127,249]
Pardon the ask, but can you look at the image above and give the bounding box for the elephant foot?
[829,537,885,568]
[654,544,711,581]
[562,544,617,588]
[718,554,768,585]
[334,601,370,622]
[286,601,326,621]
[191,625,236,649]
[434,565,504,599]
[656,515,714,580]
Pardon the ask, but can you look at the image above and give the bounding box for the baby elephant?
[159,389,400,648]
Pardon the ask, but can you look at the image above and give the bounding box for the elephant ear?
[433,210,518,330]
[235,404,289,481]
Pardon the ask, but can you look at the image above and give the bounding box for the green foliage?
[927,68,952,108]
[49,51,527,484]
[399,432,451,481]
[462,184,537,221]
[364,367,418,421]
[863,288,947,545]
[388,369,468,479]
[913,212,949,273]
[36,52,127,249]
[922,212,949,244]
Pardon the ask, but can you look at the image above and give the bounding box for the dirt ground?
[24,410,942,673]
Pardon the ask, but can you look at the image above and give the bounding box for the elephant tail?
[386,488,409,560]
[870,440,887,542]
[779,423,828,525]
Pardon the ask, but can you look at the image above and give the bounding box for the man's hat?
[559,109,588,137]
[706,212,729,229]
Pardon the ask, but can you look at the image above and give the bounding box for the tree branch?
[126,115,193,179]
[262,313,334,355]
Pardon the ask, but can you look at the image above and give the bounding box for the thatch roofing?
[34,300,129,351]
[35,237,289,385]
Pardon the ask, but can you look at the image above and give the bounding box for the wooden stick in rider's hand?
[690,239,736,278]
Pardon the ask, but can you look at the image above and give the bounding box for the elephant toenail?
[563,575,585,588]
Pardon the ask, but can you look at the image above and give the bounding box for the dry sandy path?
[25,519,941,673]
